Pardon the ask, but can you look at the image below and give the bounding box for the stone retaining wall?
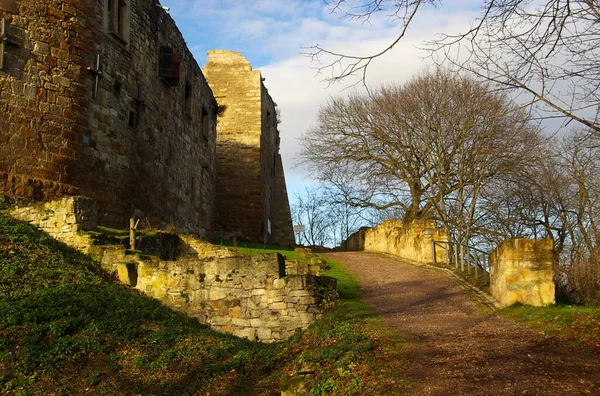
[9,197,326,342]
[96,241,322,343]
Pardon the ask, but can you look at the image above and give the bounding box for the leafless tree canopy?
[299,70,542,244]
[309,0,600,133]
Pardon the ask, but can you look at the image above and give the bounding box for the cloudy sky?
[165,0,483,199]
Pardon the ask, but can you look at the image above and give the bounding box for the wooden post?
[129,218,135,250]
[445,243,450,265]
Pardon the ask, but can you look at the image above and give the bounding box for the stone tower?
[203,50,294,245]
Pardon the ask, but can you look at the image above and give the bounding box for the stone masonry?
[345,220,556,307]
[345,220,450,264]
[1,2,296,242]
[100,243,322,343]
[10,196,97,252]
[489,238,555,308]
[0,0,218,234]
[203,50,295,246]
[10,196,327,343]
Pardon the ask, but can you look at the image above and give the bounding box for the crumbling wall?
[0,0,217,235]
[345,220,449,264]
[344,227,370,251]
[10,196,97,252]
[99,245,322,343]
[271,154,295,246]
[203,50,263,241]
[489,239,555,308]
[9,197,325,343]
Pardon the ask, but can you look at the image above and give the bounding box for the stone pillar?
[489,239,555,308]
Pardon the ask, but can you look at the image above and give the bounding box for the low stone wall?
[345,220,449,264]
[96,241,322,343]
[10,197,97,253]
[344,227,369,251]
[489,239,555,308]
[9,197,326,342]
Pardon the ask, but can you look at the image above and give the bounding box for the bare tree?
[300,70,541,245]
[291,187,334,247]
[291,185,377,246]
[472,129,600,304]
[309,0,600,133]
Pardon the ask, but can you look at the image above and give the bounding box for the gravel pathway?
[326,251,600,395]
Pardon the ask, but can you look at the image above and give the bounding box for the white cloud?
[167,0,482,197]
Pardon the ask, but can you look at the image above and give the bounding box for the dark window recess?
[201,107,209,139]
[184,82,192,115]
[158,46,180,86]
[128,110,136,127]
[108,0,128,39]
[0,19,26,72]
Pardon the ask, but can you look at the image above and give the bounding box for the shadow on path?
[326,252,600,396]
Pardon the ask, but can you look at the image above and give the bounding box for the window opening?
[158,46,180,86]
[128,110,136,128]
[201,106,209,139]
[184,82,192,116]
[107,0,129,40]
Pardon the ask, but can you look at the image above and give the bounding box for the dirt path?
[326,252,600,395]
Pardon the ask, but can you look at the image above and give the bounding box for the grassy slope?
[210,239,309,262]
[0,212,407,395]
[500,304,600,351]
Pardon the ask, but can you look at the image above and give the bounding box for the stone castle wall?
[489,239,555,307]
[1,0,217,234]
[345,220,449,264]
[271,154,295,246]
[203,50,294,246]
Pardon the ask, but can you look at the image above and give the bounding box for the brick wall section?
[203,50,294,245]
[203,50,263,240]
[0,0,83,201]
[0,0,217,234]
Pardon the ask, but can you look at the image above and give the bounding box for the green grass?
[0,212,408,395]
[212,239,311,263]
[283,258,408,395]
[500,303,600,350]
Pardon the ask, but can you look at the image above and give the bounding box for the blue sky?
[164,0,482,201]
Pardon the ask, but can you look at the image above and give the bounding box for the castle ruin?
[0,0,294,245]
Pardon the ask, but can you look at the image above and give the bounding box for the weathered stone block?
[269,302,287,310]
[490,238,555,308]
[209,288,227,301]
[233,328,256,340]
